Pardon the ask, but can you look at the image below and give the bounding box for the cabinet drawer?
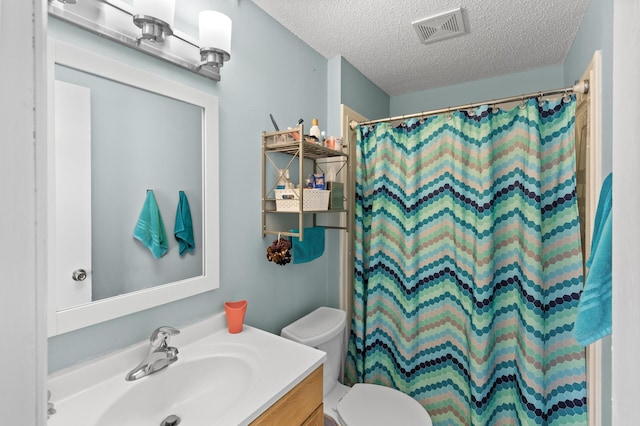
[301,404,325,426]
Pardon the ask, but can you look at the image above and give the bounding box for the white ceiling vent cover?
[412,8,467,44]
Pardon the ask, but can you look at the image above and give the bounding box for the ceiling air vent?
[412,7,467,45]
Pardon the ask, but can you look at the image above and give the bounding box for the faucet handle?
[150,326,180,347]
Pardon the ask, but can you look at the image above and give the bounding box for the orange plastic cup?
[224,300,247,334]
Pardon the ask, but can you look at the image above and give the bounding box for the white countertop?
[47,313,326,425]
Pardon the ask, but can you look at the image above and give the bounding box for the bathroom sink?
[96,353,258,425]
[48,314,326,426]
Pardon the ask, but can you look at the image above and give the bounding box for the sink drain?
[160,414,181,426]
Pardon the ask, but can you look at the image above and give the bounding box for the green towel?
[290,227,325,264]
[133,190,168,259]
[174,190,195,256]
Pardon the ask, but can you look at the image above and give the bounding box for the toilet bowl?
[281,307,432,426]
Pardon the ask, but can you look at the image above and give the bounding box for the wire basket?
[265,133,298,146]
[275,189,330,211]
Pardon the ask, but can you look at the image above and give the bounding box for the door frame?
[339,104,368,358]
[577,50,604,426]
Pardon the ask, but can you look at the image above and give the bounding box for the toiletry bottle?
[276,169,287,189]
[309,118,321,142]
[320,131,326,146]
[284,170,294,189]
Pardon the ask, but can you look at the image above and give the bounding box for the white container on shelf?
[274,189,330,211]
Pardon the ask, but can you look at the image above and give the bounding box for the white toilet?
[281,307,432,426]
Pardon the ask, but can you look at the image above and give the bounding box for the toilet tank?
[281,307,346,395]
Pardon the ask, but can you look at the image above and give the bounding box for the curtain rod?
[350,80,589,129]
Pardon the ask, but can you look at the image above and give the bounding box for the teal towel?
[290,227,325,264]
[174,190,195,256]
[574,173,612,346]
[133,190,168,259]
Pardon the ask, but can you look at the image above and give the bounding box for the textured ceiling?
[251,0,590,96]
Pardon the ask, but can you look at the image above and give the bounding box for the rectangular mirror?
[47,39,220,336]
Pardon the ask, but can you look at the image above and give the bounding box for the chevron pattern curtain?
[345,98,587,425]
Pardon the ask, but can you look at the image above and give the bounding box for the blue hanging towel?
[290,227,325,264]
[574,173,612,346]
[174,190,195,256]
[133,190,168,259]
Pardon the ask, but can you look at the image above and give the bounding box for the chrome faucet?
[125,326,180,381]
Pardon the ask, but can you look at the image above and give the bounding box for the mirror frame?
[47,39,220,336]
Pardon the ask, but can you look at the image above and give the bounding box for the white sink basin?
[48,313,325,426]
[96,352,258,425]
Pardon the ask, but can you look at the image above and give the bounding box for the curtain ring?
[467,104,474,116]
[563,90,572,103]
[538,92,545,107]
[446,107,453,120]
[519,96,526,109]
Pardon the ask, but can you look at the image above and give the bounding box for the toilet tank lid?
[281,307,346,346]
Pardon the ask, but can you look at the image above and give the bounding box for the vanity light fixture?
[198,11,232,69]
[48,0,229,81]
[132,0,175,43]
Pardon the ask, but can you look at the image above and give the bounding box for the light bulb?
[133,0,175,27]
[199,10,232,54]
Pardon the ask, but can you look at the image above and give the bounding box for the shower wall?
[389,65,564,116]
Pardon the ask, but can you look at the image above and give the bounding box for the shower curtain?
[345,98,587,425]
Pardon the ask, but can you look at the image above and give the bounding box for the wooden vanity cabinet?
[301,405,324,426]
[251,366,323,426]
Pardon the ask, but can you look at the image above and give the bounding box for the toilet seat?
[337,383,432,426]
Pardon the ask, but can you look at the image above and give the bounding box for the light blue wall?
[323,56,345,310]
[321,56,389,311]
[390,65,565,116]
[326,56,343,136]
[340,57,390,121]
[325,56,389,132]
[48,0,336,372]
[565,0,613,177]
